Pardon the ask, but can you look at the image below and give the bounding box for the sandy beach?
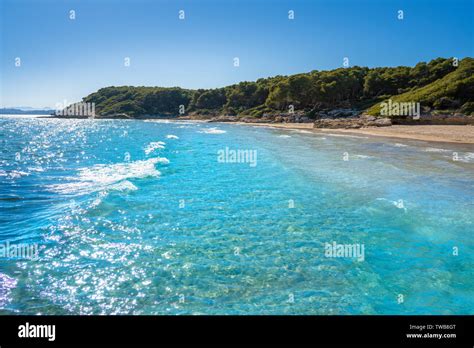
[233,122,474,144]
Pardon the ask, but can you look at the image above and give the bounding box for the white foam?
[392,200,407,212]
[27,167,45,172]
[89,191,109,208]
[49,157,168,194]
[144,141,166,155]
[293,130,313,134]
[154,157,170,164]
[425,147,450,153]
[376,198,407,212]
[144,119,172,123]
[199,127,226,134]
[78,158,163,184]
[325,133,369,139]
[144,120,199,126]
[393,143,408,147]
[166,134,179,139]
[456,152,474,163]
[279,135,291,138]
[0,170,29,179]
[110,180,139,191]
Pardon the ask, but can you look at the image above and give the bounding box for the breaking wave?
[424,147,450,153]
[144,141,166,155]
[48,157,169,195]
[456,152,474,163]
[0,170,29,179]
[199,127,226,134]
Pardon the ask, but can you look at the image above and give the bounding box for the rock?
[314,115,392,129]
[362,115,377,122]
[326,108,358,118]
[374,118,392,127]
[313,118,363,129]
[209,116,236,122]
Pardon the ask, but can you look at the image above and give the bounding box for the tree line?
[80,57,473,118]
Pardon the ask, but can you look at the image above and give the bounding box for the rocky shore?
[50,108,474,132]
[313,115,392,129]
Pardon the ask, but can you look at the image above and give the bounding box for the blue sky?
[1,0,473,108]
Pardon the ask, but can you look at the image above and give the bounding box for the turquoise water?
[0,116,473,315]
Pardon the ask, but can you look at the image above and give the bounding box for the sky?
[0,0,473,108]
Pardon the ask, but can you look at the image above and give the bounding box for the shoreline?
[6,114,474,144]
[229,122,474,145]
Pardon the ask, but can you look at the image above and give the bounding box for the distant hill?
[73,57,473,119]
[0,108,55,115]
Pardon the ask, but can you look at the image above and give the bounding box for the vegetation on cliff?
[79,57,473,119]
[367,58,474,116]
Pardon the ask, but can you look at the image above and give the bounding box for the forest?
[79,57,473,119]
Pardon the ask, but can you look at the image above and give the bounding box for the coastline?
[18,114,474,144]
[229,122,474,144]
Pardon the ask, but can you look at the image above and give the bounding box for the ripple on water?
[0,273,17,308]
[0,118,473,315]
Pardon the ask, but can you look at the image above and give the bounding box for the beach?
[20,115,474,144]
[233,123,474,144]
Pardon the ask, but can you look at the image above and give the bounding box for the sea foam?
[144,141,166,155]
[456,152,474,163]
[0,170,29,179]
[199,127,226,134]
[49,157,168,194]
[424,147,450,153]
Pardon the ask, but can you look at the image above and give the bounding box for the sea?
[0,115,473,314]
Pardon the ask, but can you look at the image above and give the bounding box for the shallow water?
[0,116,473,314]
